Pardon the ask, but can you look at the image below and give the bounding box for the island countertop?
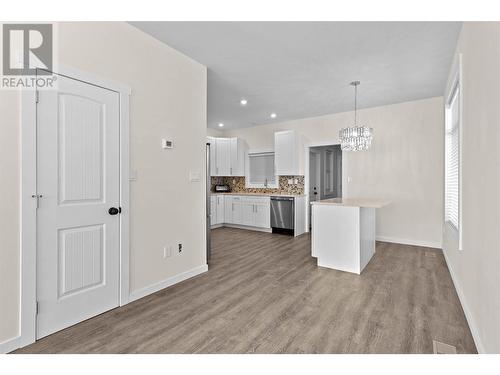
[310,197,389,208]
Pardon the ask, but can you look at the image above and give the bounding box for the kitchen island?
[311,198,389,274]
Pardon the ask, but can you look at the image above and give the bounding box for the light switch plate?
[189,171,201,182]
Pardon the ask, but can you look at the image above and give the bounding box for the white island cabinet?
[311,198,389,274]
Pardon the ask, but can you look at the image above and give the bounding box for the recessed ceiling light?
[240,99,248,106]
[270,113,277,119]
[218,123,224,127]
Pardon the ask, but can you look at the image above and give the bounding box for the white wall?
[0,22,207,346]
[207,127,225,137]
[0,91,21,346]
[442,22,500,354]
[222,97,444,248]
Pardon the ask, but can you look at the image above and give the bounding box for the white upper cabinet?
[210,137,247,176]
[216,138,231,176]
[207,137,217,176]
[274,130,301,175]
[230,137,245,176]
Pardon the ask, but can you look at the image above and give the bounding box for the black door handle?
[108,207,120,215]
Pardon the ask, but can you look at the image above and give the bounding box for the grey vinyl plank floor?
[14,227,477,354]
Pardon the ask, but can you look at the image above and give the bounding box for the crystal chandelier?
[339,81,374,151]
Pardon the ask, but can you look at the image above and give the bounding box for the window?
[247,152,277,188]
[445,62,461,238]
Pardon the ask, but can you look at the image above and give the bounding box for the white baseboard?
[222,224,272,233]
[0,335,21,354]
[376,236,442,249]
[442,249,485,353]
[128,264,208,303]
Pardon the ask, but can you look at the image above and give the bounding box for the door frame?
[20,65,131,347]
[304,141,345,232]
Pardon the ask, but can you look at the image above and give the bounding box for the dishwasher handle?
[271,196,294,201]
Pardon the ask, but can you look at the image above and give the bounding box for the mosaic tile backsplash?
[211,176,304,195]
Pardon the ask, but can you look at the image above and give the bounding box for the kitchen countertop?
[211,192,305,198]
[310,197,389,208]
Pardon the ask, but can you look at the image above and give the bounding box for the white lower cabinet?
[254,201,271,228]
[241,203,255,226]
[224,195,233,223]
[231,197,244,225]
[210,196,217,224]
[211,195,225,226]
[223,195,270,229]
[216,195,225,224]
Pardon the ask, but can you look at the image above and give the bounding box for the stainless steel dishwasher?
[270,196,294,235]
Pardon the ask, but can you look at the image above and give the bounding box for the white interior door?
[36,74,121,339]
[309,151,320,202]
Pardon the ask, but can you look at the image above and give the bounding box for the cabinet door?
[232,199,243,225]
[216,195,225,224]
[224,196,233,223]
[210,196,217,225]
[254,202,271,228]
[207,137,217,176]
[216,138,231,176]
[230,137,238,176]
[241,203,255,226]
[275,130,298,175]
[229,137,246,176]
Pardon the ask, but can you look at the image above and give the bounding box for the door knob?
[108,207,120,215]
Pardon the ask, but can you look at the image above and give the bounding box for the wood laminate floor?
[15,228,476,354]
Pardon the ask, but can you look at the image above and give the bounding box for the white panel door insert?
[36,74,121,339]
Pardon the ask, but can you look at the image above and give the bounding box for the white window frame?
[444,53,463,250]
[245,150,278,189]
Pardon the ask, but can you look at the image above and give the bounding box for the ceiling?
[130,22,462,130]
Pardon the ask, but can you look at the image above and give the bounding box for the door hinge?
[32,194,43,208]
[35,90,39,103]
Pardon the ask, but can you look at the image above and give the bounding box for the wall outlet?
[163,246,172,259]
[288,178,293,185]
[178,243,183,253]
[294,178,298,184]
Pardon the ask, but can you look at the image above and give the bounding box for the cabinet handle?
[230,167,232,175]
